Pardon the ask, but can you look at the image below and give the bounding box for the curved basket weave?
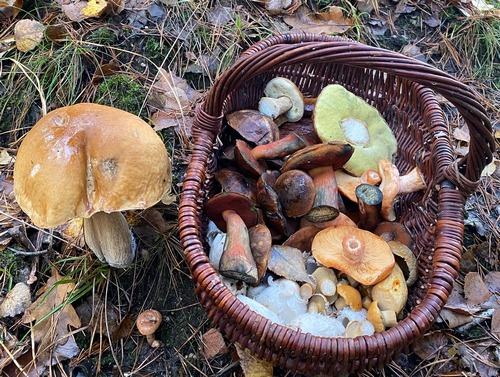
[178,33,495,375]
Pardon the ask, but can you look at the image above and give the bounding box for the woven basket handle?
[197,32,494,195]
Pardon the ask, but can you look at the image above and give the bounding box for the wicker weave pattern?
[178,33,494,374]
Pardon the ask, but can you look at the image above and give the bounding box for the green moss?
[95,75,146,115]
[0,249,22,286]
[86,27,117,45]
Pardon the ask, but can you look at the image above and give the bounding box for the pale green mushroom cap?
[313,84,397,176]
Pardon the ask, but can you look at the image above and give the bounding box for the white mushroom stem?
[258,96,292,119]
[312,266,338,296]
[308,293,328,314]
[83,211,135,268]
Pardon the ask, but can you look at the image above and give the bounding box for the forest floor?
[0,0,499,376]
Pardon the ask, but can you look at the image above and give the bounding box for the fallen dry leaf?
[21,267,81,373]
[283,5,352,34]
[464,272,492,307]
[0,0,23,21]
[236,344,274,377]
[412,331,450,360]
[202,328,228,359]
[81,0,107,17]
[491,309,500,335]
[267,245,314,284]
[438,308,473,328]
[151,110,195,135]
[452,126,470,143]
[148,68,202,112]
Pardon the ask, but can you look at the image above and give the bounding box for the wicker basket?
[178,33,495,375]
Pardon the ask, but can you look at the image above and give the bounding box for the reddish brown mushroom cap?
[281,142,354,173]
[204,192,259,233]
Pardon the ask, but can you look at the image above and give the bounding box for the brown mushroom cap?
[13,103,171,228]
[226,109,279,145]
[311,226,395,286]
[204,192,259,233]
[274,170,316,218]
[281,142,354,173]
[373,221,413,248]
[136,309,163,336]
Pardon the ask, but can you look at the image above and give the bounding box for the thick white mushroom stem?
[218,210,258,284]
[258,96,292,119]
[83,211,135,268]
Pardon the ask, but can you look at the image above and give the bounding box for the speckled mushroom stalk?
[248,223,272,284]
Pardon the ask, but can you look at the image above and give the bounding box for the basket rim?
[178,33,492,373]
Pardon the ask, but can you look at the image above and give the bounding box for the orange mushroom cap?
[311,226,395,285]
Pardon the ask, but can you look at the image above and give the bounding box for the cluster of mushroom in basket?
[205,78,427,338]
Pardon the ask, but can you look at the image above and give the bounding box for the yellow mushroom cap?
[14,103,171,228]
[311,226,395,286]
[371,264,408,314]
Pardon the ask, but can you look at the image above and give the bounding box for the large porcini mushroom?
[136,309,163,347]
[258,77,305,122]
[313,84,397,176]
[13,103,172,268]
[311,226,395,286]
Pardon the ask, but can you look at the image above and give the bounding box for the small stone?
[202,328,228,359]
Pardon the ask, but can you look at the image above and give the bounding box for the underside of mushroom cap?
[313,84,397,176]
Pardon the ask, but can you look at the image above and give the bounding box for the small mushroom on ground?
[311,226,395,286]
[258,77,305,122]
[13,103,172,268]
[313,84,397,176]
[136,309,163,347]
